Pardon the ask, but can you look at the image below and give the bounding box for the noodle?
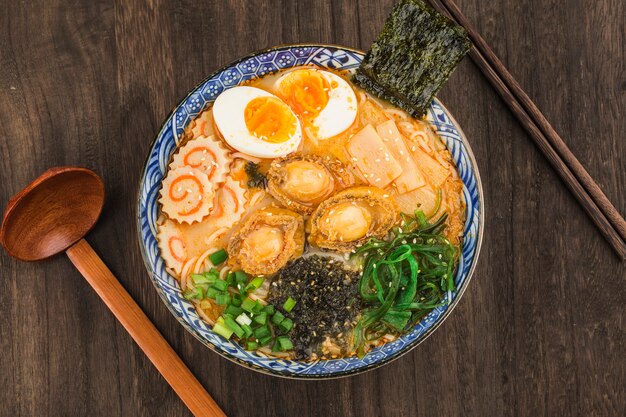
[303,126,319,147]
[248,189,267,207]
[219,266,231,280]
[358,90,368,105]
[396,121,415,133]
[180,257,198,286]
[383,108,409,121]
[196,305,216,326]
[247,292,268,305]
[434,151,454,172]
[252,280,270,299]
[382,334,397,342]
[193,248,216,275]
[258,347,291,358]
[409,130,433,153]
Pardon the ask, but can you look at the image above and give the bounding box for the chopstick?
[427,0,626,260]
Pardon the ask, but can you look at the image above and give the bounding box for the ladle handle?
[66,239,225,417]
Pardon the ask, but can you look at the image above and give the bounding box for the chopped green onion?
[224,305,243,317]
[234,271,249,284]
[427,188,443,219]
[223,315,245,339]
[241,324,253,338]
[272,311,285,325]
[262,304,275,315]
[225,272,235,287]
[192,273,214,286]
[416,210,428,229]
[246,341,259,350]
[194,287,205,299]
[253,312,268,325]
[231,294,243,307]
[258,335,272,346]
[253,326,270,339]
[212,322,233,339]
[205,287,220,299]
[235,313,252,326]
[278,318,293,333]
[271,340,282,353]
[212,279,228,292]
[215,293,231,305]
[183,287,204,300]
[283,297,297,312]
[204,268,219,279]
[208,249,228,265]
[245,277,265,292]
[241,297,258,313]
[251,301,264,314]
[276,336,293,351]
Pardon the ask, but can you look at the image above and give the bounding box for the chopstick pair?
[427,0,626,260]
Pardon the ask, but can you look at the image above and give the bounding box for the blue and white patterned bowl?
[137,45,484,378]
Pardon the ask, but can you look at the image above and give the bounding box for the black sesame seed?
[267,255,363,360]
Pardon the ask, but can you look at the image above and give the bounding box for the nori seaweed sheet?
[353,0,471,118]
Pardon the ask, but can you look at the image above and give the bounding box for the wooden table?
[1,1,624,416]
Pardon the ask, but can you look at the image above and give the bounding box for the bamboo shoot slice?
[410,146,450,188]
[358,99,390,127]
[393,186,445,216]
[375,119,425,193]
[159,166,215,224]
[346,124,402,188]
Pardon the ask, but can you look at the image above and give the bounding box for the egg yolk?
[244,96,297,143]
[277,69,330,119]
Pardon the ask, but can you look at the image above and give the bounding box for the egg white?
[275,69,358,140]
[212,86,302,158]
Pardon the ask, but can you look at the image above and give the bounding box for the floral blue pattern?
[137,45,484,378]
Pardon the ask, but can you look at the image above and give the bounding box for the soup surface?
[157,65,465,360]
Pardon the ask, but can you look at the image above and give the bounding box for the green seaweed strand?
[352,209,458,356]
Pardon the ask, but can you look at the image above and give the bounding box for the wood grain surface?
[0,1,624,416]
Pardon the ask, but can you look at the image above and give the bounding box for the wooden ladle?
[1,167,225,417]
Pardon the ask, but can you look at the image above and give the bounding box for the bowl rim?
[136,43,485,379]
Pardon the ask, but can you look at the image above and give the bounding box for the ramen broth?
[156,66,465,360]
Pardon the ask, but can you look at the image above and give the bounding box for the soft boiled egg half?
[274,68,358,140]
[213,86,302,158]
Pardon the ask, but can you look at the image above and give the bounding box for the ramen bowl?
[137,44,483,378]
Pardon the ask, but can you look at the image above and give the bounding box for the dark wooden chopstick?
[427,0,626,260]
[435,0,626,243]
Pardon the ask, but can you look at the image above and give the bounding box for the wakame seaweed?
[353,0,471,118]
[351,208,458,357]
